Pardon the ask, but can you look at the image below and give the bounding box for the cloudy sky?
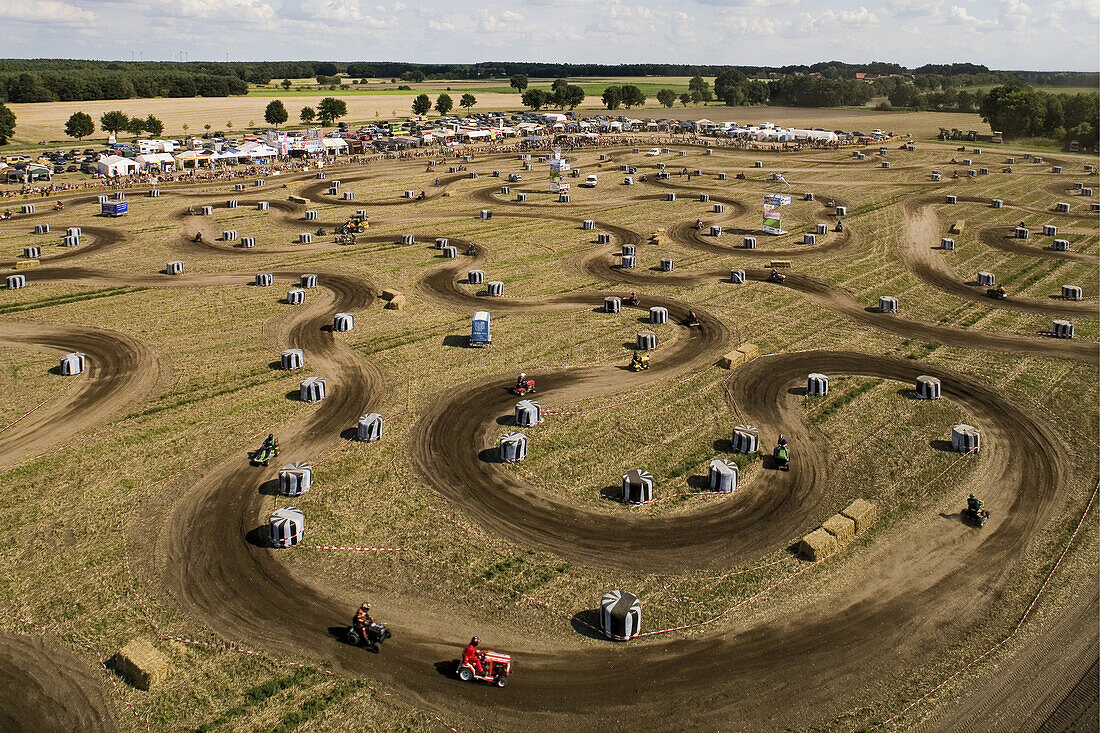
[3,0,1097,71]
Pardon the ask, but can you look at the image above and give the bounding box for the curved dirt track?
[5,144,1097,731]
[0,322,160,463]
[0,633,118,733]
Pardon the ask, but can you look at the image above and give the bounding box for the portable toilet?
[470,311,491,347]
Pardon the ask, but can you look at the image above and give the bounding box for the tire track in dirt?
[0,633,118,733]
[0,322,161,464]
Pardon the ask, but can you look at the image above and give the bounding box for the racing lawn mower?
[512,376,536,396]
[629,352,650,371]
[457,650,511,688]
[345,620,391,652]
[337,214,368,234]
[249,438,280,466]
[768,269,786,284]
[987,287,1007,300]
[773,444,791,471]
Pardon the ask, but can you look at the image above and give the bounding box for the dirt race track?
[0,139,1097,732]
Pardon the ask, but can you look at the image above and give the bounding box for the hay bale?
[736,343,759,360]
[840,498,877,535]
[288,195,307,204]
[769,260,792,269]
[950,220,965,234]
[14,260,40,271]
[385,294,407,310]
[380,289,401,301]
[717,350,746,370]
[821,513,856,547]
[111,639,169,690]
[798,528,837,561]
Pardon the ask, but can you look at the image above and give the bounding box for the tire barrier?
[717,172,727,180]
[582,220,595,230]
[165,261,184,275]
[699,194,710,203]
[804,192,815,201]
[499,432,527,463]
[951,424,980,453]
[559,194,571,203]
[621,469,653,504]
[1054,202,1070,213]
[200,206,213,215]
[221,230,237,241]
[280,348,303,369]
[278,462,312,496]
[991,199,1003,209]
[714,203,724,213]
[299,376,326,403]
[879,296,898,313]
[732,425,759,454]
[357,413,383,442]
[636,331,657,350]
[597,233,611,244]
[240,237,256,248]
[604,296,621,313]
[234,183,245,192]
[932,172,941,181]
[707,459,738,493]
[342,191,354,201]
[268,507,304,548]
[517,193,528,202]
[305,211,318,221]
[286,288,305,305]
[1052,239,1069,251]
[148,189,160,197]
[97,196,108,204]
[1042,225,1057,237]
[487,281,504,297]
[710,226,722,237]
[404,190,416,198]
[254,179,265,187]
[34,224,50,234]
[744,236,757,249]
[977,272,995,286]
[730,269,746,284]
[22,246,40,259]
[1052,320,1074,339]
[300,274,318,288]
[63,236,79,248]
[257,202,269,211]
[1061,285,1082,301]
[882,161,891,169]
[1015,226,1029,239]
[6,274,26,289]
[815,224,828,235]
[601,591,641,641]
[915,375,941,400]
[480,210,492,220]
[665,193,676,202]
[467,270,484,285]
[660,258,674,272]
[620,255,635,268]
[803,233,816,245]
[332,313,353,332]
[807,372,829,396]
[501,187,510,195]
[435,238,449,249]
[515,400,542,428]
[298,233,313,244]
[227,200,238,209]
[401,234,415,245]
[835,206,847,216]
[649,306,668,324]
[941,237,954,250]
[442,246,458,259]
[60,352,86,376]
[255,272,274,287]
[621,244,635,257]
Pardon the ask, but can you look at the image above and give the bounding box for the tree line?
[0,70,248,103]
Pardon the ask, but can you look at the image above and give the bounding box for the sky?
[3,0,1098,72]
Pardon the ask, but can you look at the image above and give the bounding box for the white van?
[583,174,598,188]
[645,148,661,156]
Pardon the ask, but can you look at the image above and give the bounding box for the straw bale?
[821,513,856,546]
[798,528,837,561]
[111,639,169,690]
[840,498,877,535]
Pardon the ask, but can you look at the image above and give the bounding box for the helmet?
[969,493,976,499]
[360,602,369,611]
[470,637,480,646]
[520,373,526,378]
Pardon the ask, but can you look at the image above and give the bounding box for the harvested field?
[0,136,1096,732]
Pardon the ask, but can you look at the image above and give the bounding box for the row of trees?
[264,97,349,127]
[979,86,1098,144]
[62,110,165,139]
[0,71,248,104]
[412,92,477,116]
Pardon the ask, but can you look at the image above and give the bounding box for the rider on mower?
[193,232,203,243]
[631,351,650,370]
[352,603,373,642]
[778,434,788,448]
[684,310,700,327]
[834,220,843,232]
[516,373,534,394]
[623,292,639,306]
[967,493,984,514]
[463,637,484,674]
[693,218,703,230]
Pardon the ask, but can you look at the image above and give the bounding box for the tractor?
[337,214,368,235]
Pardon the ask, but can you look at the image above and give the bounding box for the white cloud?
[946,4,995,28]
[0,0,95,22]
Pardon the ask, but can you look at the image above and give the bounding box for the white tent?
[322,137,349,153]
[97,155,139,177]
[136,152,176,170]
[238,142,278,158]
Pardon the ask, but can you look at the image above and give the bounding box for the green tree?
[744,80,770,105]
[688,75,712,103]
[126,116,146,137]
[264,100,288,128]
[509,74,528,92]
[281,78,293,90]
[656,89,677,108]
[679,93,691,107]
[65,111,95,140]
[620,85,646,108]
[0,102,16,145]
[317,97,347,125]
[459,93,476,112]
[714,69,747,105]
[434,93,453,116]
[555,84,585,110]
[602,86,623,110]
[99,110,129,134]
[521,89,550,110]
[300,106,316,124]
[412,93,431,115]
[144,115,164,137]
